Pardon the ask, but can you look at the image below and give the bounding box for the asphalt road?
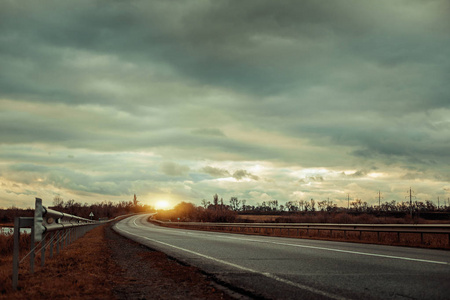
[114,214,450,300]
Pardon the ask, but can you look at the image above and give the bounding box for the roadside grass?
[0,231,30,257]
[0,225,116,299]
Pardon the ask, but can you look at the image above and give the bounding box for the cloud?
[0,1,449,208]
[308,176,324,182]
[201,166,230,178]
[232,170,259,181]
[349,170,367,178]
[191,128,226,137]
[160,162,190,177]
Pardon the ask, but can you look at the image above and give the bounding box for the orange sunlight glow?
[155,200,170,210]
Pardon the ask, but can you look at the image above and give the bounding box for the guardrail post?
[56,231,60,254]
[12,218,20,290]
[62,230,65,250]
[41,234,46,267]
[49,232,54,258]
[30,222,35,274]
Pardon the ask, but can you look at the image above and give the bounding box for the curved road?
[114,214,450,300]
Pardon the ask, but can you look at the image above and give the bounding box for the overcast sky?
[1,0,449,209]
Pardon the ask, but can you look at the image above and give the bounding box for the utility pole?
[409,188,413,217]
[405,187,415,218]
[438,196,440,209]
[377,190,383,208]
[347,193,350,210]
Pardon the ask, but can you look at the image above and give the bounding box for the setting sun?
[155,200,170,210]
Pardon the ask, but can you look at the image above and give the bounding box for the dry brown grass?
[0,225,116,299]
[1,223,234,300]
[237,215,280,222]
[0,232,30,257]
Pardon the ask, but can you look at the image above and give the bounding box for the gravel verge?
[106,223,240,300]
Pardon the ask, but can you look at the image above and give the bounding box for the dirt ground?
[106,224,237,300]
[1,223,239,299]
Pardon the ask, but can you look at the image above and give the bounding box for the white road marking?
[116,222,349,300]
[217,235,450,266]
[125,215,450,266]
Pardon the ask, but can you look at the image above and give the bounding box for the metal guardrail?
[152,220,450,246]
[12,198,101,290]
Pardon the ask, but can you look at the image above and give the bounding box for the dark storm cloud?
[2,0,448,103]
[1,0,449,207]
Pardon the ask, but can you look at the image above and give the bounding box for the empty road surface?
[114,214,450,300]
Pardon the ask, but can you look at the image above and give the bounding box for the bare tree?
[304,201,310,212]
[53,196,64,208]
[201,199,210,209]
[317,201,323,211]
[285,201,298,212]
[298,200,305,211]
[241,199,247,211]
[229,197,241,211]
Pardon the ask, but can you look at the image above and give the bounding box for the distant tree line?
[2,193,449,225]
[208,196,450,214]
[191,194,450,221]
[0,194,154,224]
[154,193,449,223]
